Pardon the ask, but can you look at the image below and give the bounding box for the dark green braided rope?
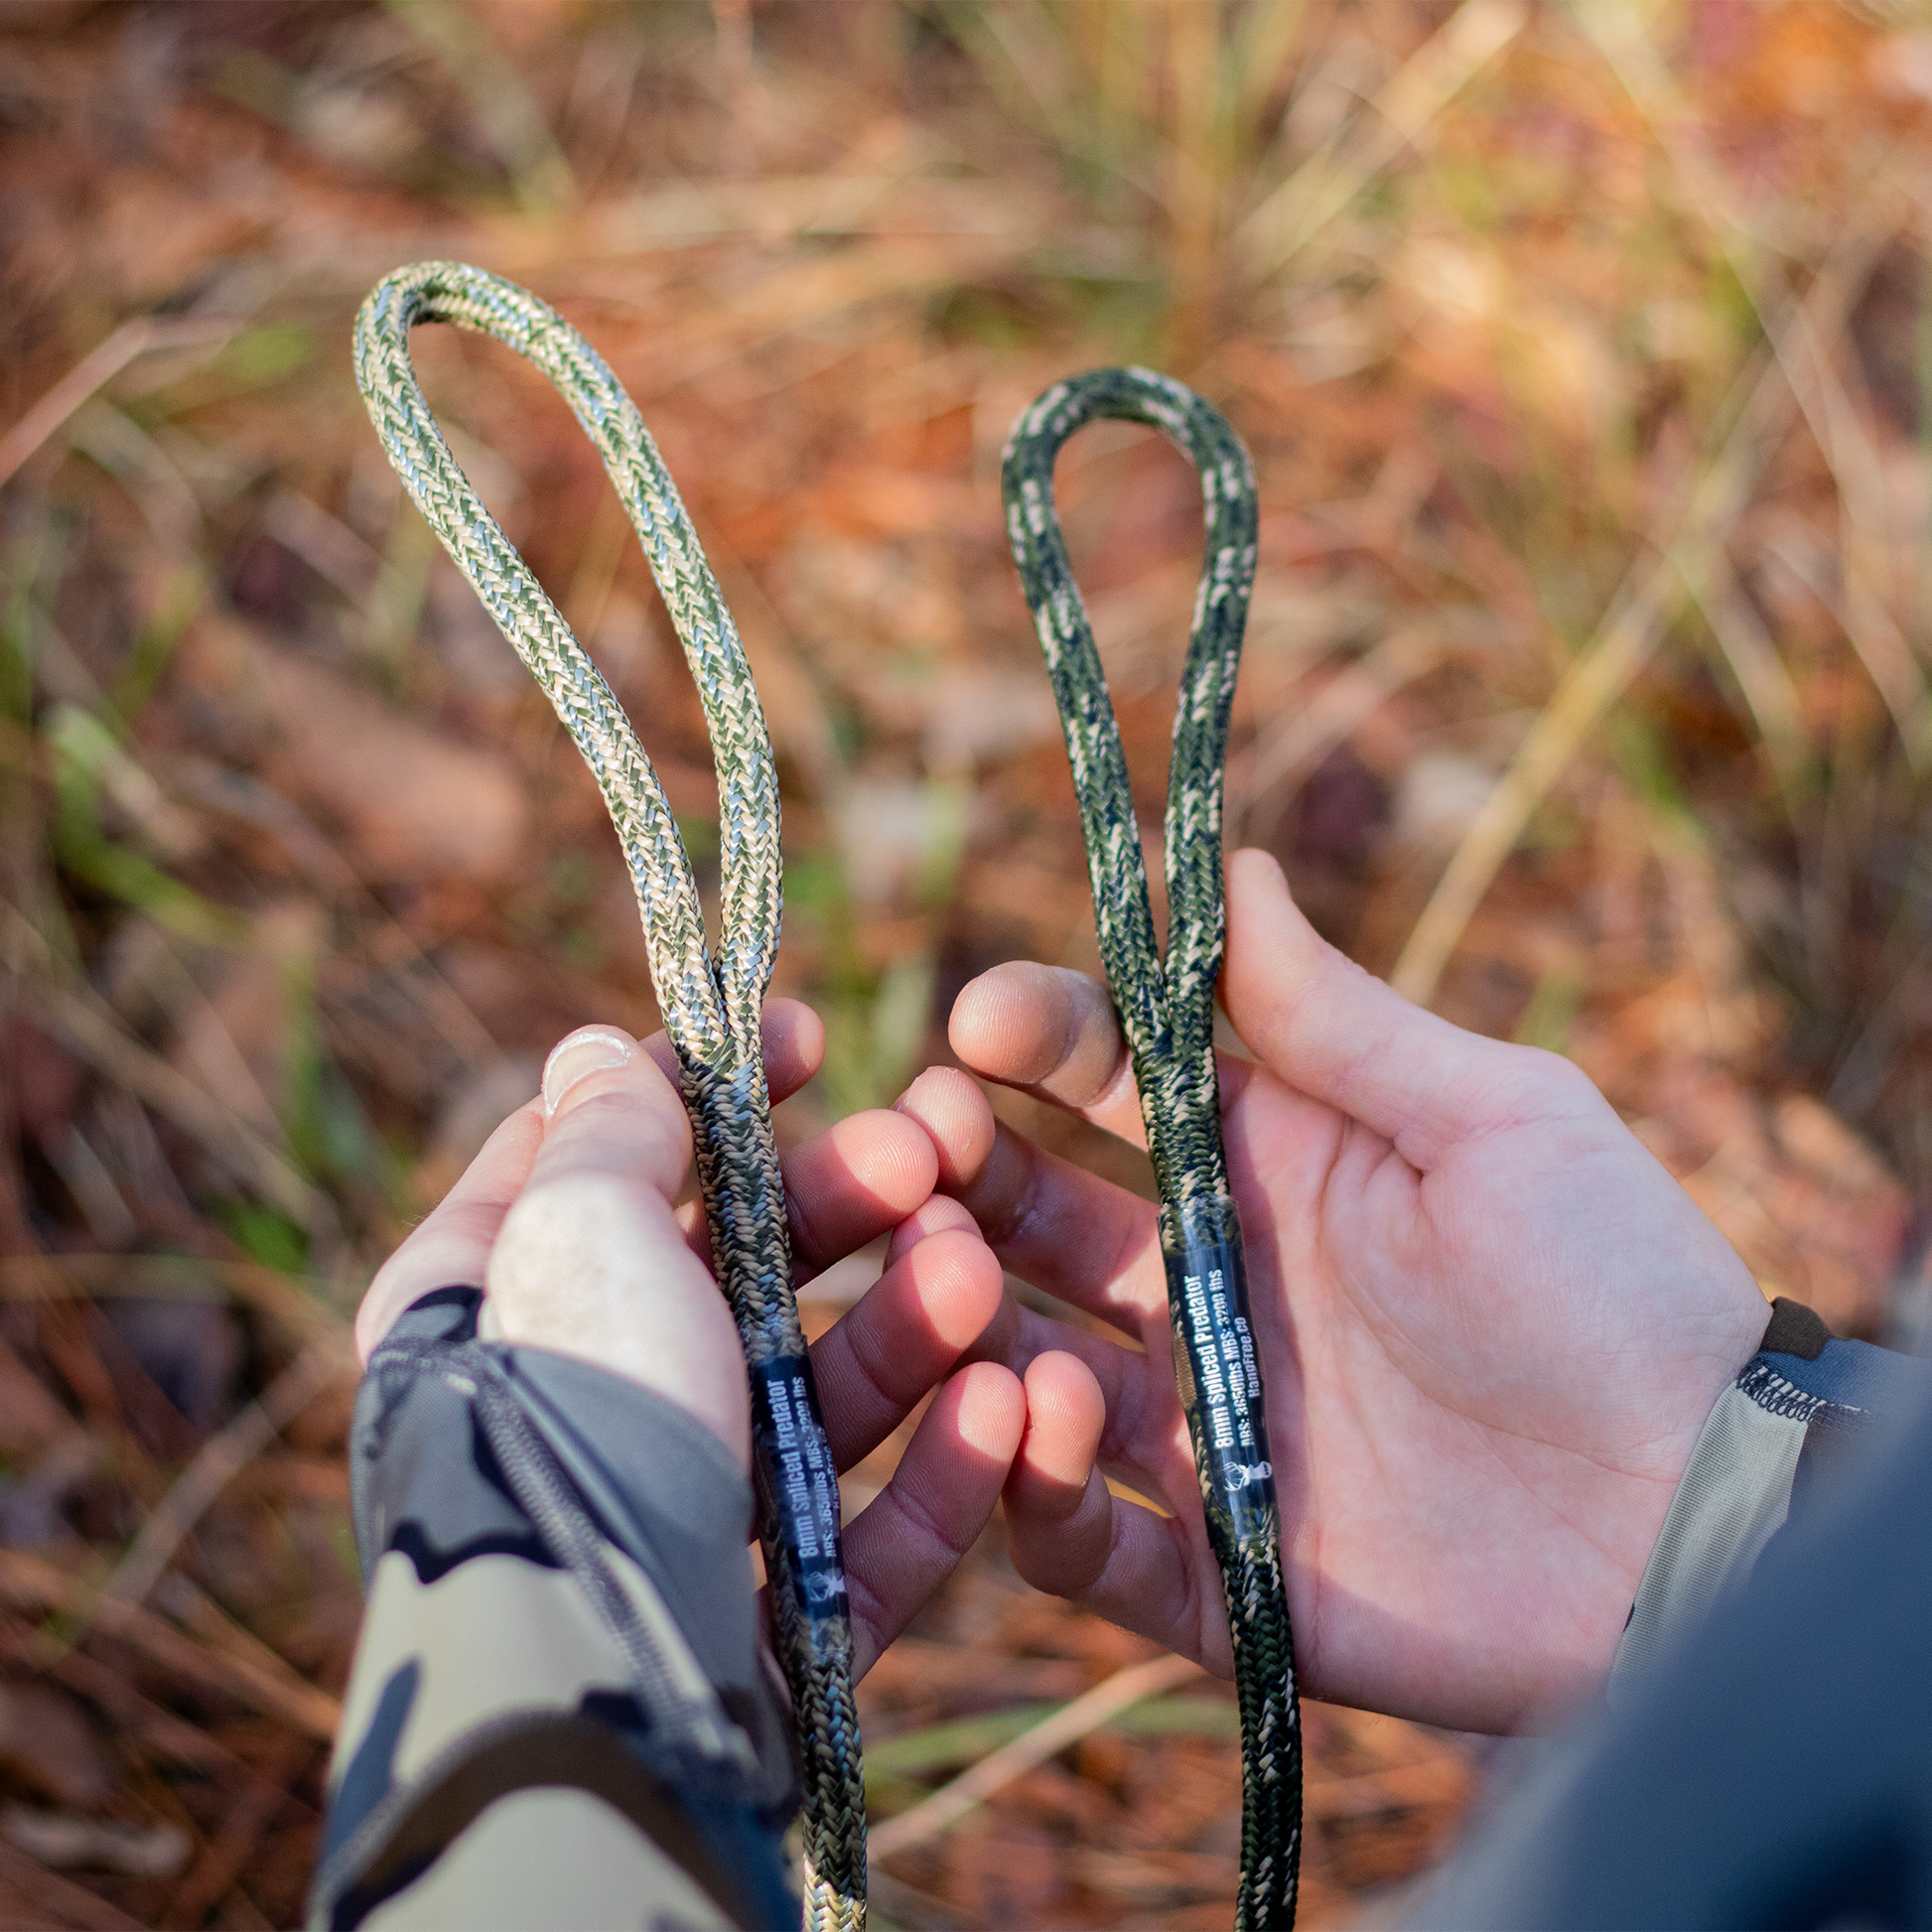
[1003,368,1302,1930]
[352,262,866,1931]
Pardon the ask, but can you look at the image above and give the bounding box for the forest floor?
[3,2,1931,1924]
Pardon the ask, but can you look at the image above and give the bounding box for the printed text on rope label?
[1165,1226,1278,1545]
[752,1357,847,1621]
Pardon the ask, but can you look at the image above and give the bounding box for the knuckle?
[841,1307,911,1414]
[1010,1529,1095,1595]
[843,1564,894,1655]
[894,1476,975,1564]
[784,1185,834,1263]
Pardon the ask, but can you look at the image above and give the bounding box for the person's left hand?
[357,1001,1023,1678]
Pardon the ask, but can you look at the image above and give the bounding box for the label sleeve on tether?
[1162,1195,1278,1546]
[749,1354,848,1627]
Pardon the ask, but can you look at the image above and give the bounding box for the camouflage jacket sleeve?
[308,1287,799,1932]
[1609,1295,1925,1701]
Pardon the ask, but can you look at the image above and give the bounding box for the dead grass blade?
[1391,206,1903,1007]
[164,754,498,1071]
[101,1340,351,1612]
[0,1833,145,1931]
[0,1256,351,1353]
[1,902,334,1236]
[0,319,236,490]
[1674,545,1810,805]
[40,1650,244,1777]
[1233,617,1463,839]
[1784,324,1932,761]
[869,1651,1200,1859]
[1760,514,1931,757]
[1580,7,1932,767]
[165,1730,312,1929]
[388,0,576,214]
[1238,0,1527,279]
[924,5,1108,181]
[1227,0,1322,149]
[0,1552,340,1740]
[1392,573,1684,1005]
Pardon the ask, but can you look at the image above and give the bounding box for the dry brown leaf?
[180,617,527,884]
[1,1806,187,1878]
[0,1686,112,1812]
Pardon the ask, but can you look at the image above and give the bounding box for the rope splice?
[352,260,866,1932]
[1002,367,1302,1930]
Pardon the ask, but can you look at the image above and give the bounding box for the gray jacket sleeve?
[1414,1310,1932,1930]
[308,1287,798,1932]
[1609,1296,1925,1700]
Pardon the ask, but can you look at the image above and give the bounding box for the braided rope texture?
[352,261,865,1931]
[1002,368,1302,1930]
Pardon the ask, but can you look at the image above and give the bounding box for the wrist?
[484,1239,752,1474]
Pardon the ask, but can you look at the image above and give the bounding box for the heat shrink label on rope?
[751,1355,848,1627]
[1164,1204,1277,1546]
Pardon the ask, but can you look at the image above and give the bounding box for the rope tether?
[352,261,866,1932]
[1002,368,1302,1930]
[352,265,1292,1929]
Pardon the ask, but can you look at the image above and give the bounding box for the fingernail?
[541,1026,635,1116]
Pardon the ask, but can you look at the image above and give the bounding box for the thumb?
[488,1026,749,1465]
[1221,849,1550,1170]
[533,1024,694,1197]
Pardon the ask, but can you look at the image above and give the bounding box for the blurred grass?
[5,1,1932,1923]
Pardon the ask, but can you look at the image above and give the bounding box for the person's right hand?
[897,850,1769,1733]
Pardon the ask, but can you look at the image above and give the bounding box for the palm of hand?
[912,851,1767,1734]
[1221,1052,1761,1729]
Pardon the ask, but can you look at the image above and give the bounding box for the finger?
[531,1026,693,1195]
[842,1362,1025,1680]
[784,1108,938,1280]
[897,1068,1167,1334]
[883,1193,981,1268]
[1005,1350,1114,1583]
[893,1065,993,1196]
[830,1166,1200,1520]
[488,1027,749,1465]
[674,1105,942,1279]
[640,996,825,1106]
[1005,1352,1231,1676]
[357,1099,544,1363]
[809,1224,1005,1469]
[1222,848,1576,1169]
[947,962,1147,1147]
[966,1307,1194,1520]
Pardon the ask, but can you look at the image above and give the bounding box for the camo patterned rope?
[352,261,865,1932]
[1003,369,1302,1931]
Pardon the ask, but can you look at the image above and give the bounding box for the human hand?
[898,850,1768,1732]
[360,1004,1021,1678]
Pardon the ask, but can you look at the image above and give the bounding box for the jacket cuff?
[311,1288,797,1931]
[1609,1297,1921,1701]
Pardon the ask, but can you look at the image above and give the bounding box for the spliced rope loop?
[353,261,865,1931]
[1003,368,1303,1930]
[351,272,1294,1932]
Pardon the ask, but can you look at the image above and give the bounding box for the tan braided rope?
[1003,369,1302,1929]
[352,261,865,1930]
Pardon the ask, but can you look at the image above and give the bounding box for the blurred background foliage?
[5,1,1932,1924]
